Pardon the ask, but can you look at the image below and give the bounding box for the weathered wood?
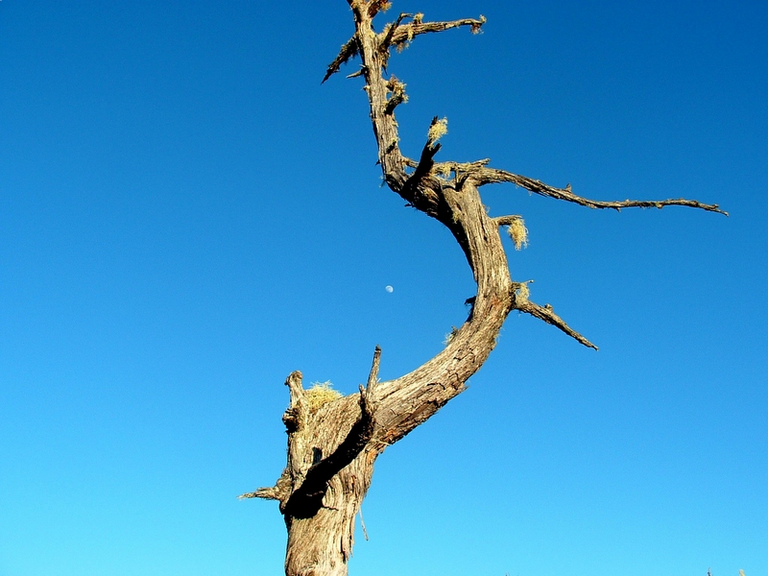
[241,3,725,575]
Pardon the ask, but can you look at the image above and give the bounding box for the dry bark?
[241,3,725,575]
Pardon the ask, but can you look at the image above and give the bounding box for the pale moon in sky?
[385,285,394,293]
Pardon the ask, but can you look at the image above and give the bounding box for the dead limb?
[513,284,598,350]
[476,166,728,215]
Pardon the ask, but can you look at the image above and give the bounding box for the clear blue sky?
[1,1,766,575]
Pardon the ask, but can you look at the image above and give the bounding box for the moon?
[385,285,394,293]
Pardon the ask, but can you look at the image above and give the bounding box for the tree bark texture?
[241,2,725,575]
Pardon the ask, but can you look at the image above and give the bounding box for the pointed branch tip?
[238,487,280,501]
[322,36,360,83]
[516,295,598,350]
[367,345,382,390]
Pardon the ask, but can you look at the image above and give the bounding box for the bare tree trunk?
[241,2,725,575]
[281,390,375,576]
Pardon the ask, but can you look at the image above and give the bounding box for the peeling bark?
[241,3,725,575]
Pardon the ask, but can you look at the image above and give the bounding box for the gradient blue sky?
[1,1,766,575]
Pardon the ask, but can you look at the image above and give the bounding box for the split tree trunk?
[256,176,516,576]
[241,2,725,575]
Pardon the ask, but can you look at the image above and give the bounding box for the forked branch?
[323,11,486,83]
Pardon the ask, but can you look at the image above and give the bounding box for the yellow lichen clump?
[508,217,528,250]
[306,381,342,411]
[471,16,486,34]
[427,117,448,144]
[515,282,530,304]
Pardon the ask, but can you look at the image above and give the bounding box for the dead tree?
[240,2,726,575]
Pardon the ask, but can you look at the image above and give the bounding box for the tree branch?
[514,289,598,350]
[238,487,280,500]
[381,15,486,52]
[239,469,292,501]
[322,35,361,84]
[494,215,523,227]
[365,345,381,391]
[384,75,408,114]
[366,0,392,19]
[476,166,728,215]
[380,12,411,56]
[401,117,443,203]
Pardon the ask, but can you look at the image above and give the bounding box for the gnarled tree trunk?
[240,2,725,575]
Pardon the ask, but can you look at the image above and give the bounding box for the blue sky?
[1,1,766,575]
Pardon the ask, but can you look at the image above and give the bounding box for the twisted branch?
[476,166,728,215]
